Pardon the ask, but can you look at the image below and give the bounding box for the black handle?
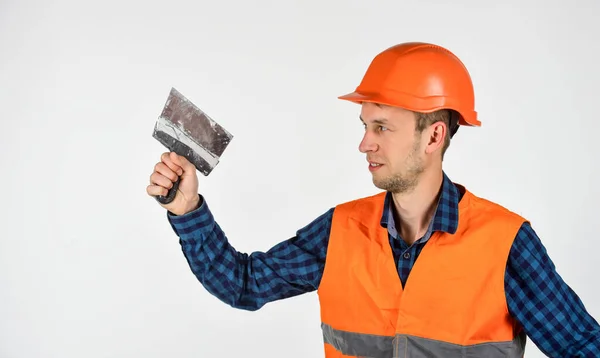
[155,177,181,205]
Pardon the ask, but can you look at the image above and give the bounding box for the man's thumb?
[170,152,194,172]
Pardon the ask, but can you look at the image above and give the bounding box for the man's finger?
[170,152,195,172]
[147,184,168,197]
[154,162,179,182]
[161,152,184,176]
[150,172,174,189]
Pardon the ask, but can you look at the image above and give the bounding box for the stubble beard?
[372,138,425,194]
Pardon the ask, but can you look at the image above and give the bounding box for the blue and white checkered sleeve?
[505,222,600,357]
[167,195,334,311]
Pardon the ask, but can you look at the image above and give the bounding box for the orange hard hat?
[338,42,480,127]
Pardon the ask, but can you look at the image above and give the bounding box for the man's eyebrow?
[359,116,388,124]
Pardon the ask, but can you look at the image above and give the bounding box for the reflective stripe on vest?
[322,322,526,357]
[317,187,528,358]
[322,322,393,357]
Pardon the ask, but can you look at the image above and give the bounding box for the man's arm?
[167,195,334,311]
[505,222,600,357]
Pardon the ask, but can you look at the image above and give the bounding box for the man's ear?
[425,121,447,154]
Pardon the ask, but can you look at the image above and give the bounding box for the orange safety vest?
[317,186,528,358]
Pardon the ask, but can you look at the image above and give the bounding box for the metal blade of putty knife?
[152,87,234,204]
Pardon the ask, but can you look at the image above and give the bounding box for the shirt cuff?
[166,194,215,240]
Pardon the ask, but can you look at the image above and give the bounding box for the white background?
[1,0,599,357]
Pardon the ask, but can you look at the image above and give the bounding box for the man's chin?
[372,176,390,191]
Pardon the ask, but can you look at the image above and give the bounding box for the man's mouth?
[368,161,383,171]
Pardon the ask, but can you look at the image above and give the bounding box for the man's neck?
[392,169,443,246]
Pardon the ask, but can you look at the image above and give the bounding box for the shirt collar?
[380,171,461,237]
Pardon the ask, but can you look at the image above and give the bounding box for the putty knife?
[152,87,233,204]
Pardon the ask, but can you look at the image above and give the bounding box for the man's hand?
[147,152,200,215]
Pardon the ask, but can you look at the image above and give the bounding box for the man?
[147,42,600,357]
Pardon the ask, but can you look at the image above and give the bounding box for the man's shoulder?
[335,191,387,207]
[332,191,387,218]
[461,186,528,223]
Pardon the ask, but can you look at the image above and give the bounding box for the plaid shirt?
[168,172,600,357]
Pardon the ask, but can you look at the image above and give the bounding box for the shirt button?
[403,252,411,259]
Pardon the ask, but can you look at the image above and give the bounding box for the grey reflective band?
[393,332,526,358]
[322,323,394,357]
[322,323,527,358]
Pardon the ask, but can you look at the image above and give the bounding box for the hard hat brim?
[338,91,481,127]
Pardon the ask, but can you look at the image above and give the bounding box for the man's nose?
[359,132,378,153]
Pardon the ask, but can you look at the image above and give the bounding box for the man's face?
[358,102,425,193]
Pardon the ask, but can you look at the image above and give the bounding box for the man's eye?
[362,124,387,131]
